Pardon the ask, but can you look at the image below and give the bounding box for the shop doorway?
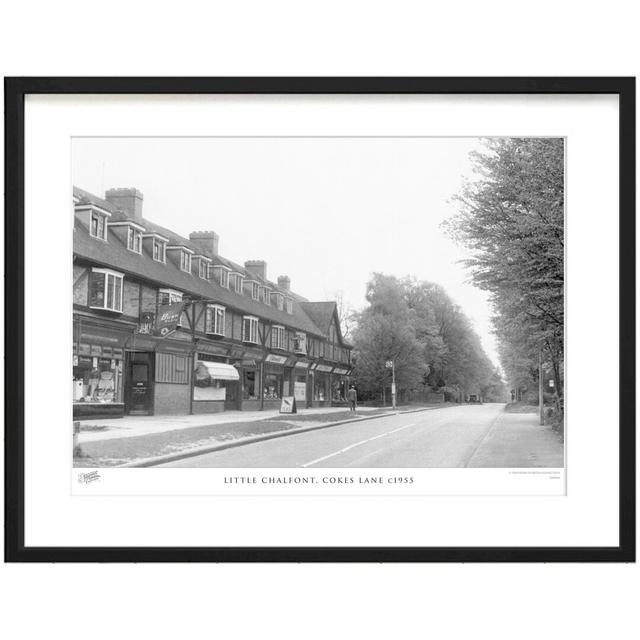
[125,351,154,415]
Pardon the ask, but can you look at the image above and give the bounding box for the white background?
[1,2,638,640]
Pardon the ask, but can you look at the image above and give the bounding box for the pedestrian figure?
[347,385,357,412]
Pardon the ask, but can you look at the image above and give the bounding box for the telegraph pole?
[385,359,396,409]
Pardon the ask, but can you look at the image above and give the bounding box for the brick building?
[73,186,353,419]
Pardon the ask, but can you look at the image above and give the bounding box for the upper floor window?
[232,273,244,294]
[285,297,293,314]
[127,227,142,254]
[293,332,306,354]
[205,305,226,336]
[158,289,183,306]
[274,293,284,311]
[90,210,108,240]
[180,250,191,273]
[89,268,123,313]
[250,282,260,301]
[242,316,259,343]
[262,287,271,305]
[219,267,230,289]
[271,325,286,350]
[152,238,166,263]
[197,258,211,279]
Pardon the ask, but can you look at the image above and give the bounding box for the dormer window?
[211,265,231,289]
[231,272,244,294]
[285,297,293,314]
[261,286,271,305]
[90,210,108,240]
[153,238,166,263]
[127,227,142,254]
[194,256,211,279]
[274,292,284,311]
[180,251,191,273]
[250,282,260,301]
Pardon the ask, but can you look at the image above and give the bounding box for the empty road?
[156,403,564,468]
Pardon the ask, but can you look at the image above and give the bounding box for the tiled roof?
[73,186,328,337]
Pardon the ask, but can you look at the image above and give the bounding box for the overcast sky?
[73,137,498,366]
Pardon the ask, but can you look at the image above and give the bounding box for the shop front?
[73,318,133,419]
[193,357,240,414]
[293,359,311,408]
[262,353,289,410]
[311,363,334,407]
[331,366,352,406]
[234,347,264,411]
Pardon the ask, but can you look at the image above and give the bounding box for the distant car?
[467,394,482,404]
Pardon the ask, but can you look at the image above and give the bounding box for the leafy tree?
[445,138,564,412]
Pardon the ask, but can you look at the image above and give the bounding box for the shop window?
[90,210,108,240]
[263,373,283,400]
[242,316,259,343]
[293,332,306,354]
[206,304,226,336]
[152,238,166,263]
[73,354,122,404]
[158,288,183,306]
[314,376,326,401]
[127,227,142,253]
[243,369,258,400]
[271,325,286,350]
[285,297,293,314]
[89,268,123,312]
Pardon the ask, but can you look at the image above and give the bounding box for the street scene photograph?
[72,136,564,469]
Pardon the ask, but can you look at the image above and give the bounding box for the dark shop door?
[125,352,154,415]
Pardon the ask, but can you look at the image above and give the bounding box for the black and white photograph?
[72,136,565,473]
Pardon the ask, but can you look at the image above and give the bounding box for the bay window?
[205,305,226,336]
[89,268,123,313]
[242,316,259,343]
[158,289,183,306]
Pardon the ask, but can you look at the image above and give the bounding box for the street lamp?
[385,360,396,410]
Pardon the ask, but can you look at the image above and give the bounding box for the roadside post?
[386,359,396,410]
[538,345,544,426]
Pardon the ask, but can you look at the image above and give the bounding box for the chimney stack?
[189,231,219,256]
[277,275,291,291]
[105,187,144,220]
[245,260,267,280]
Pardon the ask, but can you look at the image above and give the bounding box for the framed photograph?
[5,77,635,562]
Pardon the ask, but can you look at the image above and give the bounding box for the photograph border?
[4,76,635,562]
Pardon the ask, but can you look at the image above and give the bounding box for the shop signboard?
[295,360,310,369]
[79,343,91,356]
[265,354,288,365]
[316,364,334,373]
[90,344,102,357]
[279,396,297,414]
[154,301,187,337]
[333,367,349,375]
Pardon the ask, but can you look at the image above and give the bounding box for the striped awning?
[197,362,240,381]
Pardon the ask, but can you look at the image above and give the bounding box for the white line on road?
[300,423,417,468]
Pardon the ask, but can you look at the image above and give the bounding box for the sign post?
[385,360,396,410]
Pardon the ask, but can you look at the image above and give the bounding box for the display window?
[314,374,327,401]
[243,369,259,400]
[73,354,123,404]
[333,379,348,401]
[263,373,283,400]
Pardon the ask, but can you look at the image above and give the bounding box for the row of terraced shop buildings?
[73,186,353,419]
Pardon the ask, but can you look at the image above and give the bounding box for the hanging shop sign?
[138,312,156,335]
[154,301,187,337]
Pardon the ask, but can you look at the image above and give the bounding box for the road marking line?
[300,423,417,468]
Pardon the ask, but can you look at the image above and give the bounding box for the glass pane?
[90,272,105,307]
[106,274,114,309]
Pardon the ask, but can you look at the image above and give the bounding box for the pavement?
[157,403,564,469]
[76,405,383,443]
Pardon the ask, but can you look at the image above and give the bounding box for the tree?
[445,138,564,414]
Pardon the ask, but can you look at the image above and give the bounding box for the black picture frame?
[4,77,635,563]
